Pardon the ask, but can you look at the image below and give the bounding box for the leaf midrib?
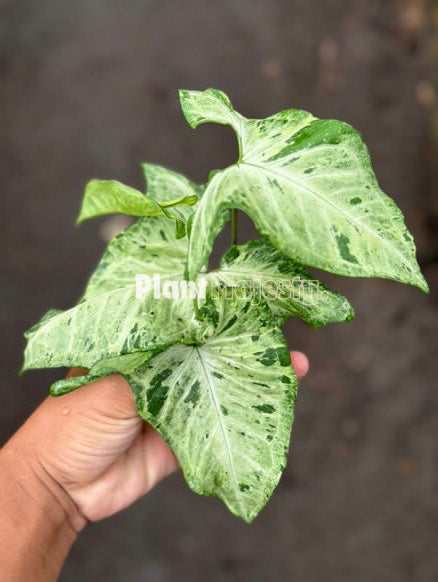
[239,161,416,276]
[195,346,244,516]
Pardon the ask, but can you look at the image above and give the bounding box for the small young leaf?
[126,296,297,523]
[142,164,206,238]
[142,163,231,245]
[158,205,186,239]
[142,163,204,204]
[179,88,238,131]
[213,240,354,327]
[77,179,197,224]
[180,88,428,293]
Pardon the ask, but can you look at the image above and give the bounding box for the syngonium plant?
[22,89,428,523]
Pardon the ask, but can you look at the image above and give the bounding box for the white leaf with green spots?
[83,217,352,328]
[22,290,207,371]
[83,216,188,300]
[214,240,354,327]
[22,217,212,371]
[126,296,297,523]
[143,163,204,206]
[180,88,428,292]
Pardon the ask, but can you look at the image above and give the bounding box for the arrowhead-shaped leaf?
[25,210,354,375]
[83,215,188,300]
[22,290,205,371]
[22,217,211,371]
[23,162,357,374]
[126,296,297,523]
[214,240,354,327]
[180,88,428,292]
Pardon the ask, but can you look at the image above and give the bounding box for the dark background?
[1,1,437,580]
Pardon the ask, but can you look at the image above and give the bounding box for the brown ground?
[1,1,437,580]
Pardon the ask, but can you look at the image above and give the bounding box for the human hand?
[0,351,308,581]
[4,351,309,530]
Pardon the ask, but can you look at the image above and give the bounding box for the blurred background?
[1,0,437,580]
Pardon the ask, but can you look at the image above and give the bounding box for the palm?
[37,374,177,522]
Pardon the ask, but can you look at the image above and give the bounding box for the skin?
[0,351,308,582]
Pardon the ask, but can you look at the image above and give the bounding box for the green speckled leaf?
[142,163,204,205]
[180,89,428,292]
[83,216,188,300]
[84,215,352,330]
[20,88,430,525]
[214,240,354,327]
[22,290,207,371]
[126,296,297,523]
[22,217,212,372]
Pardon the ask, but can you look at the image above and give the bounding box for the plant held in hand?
[22,89,428,522]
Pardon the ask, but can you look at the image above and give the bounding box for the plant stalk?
[231,209,238,246]
[193,297,203,321]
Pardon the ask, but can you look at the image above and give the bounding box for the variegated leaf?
[126,296,297,522]
[84,218,353,328]
[22,289,209,371]
[180,89,428,292]
[142,162,204,205]
[83,216,187,300]
[214,240,354,327]
[22,217,212,371]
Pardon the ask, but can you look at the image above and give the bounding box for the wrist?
[0,441,83,581]
[1,430,87,535]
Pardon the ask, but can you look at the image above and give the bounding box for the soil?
[0,1,437,580]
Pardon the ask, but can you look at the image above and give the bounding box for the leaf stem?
[193,297,203,321]
[231,209,238,246]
